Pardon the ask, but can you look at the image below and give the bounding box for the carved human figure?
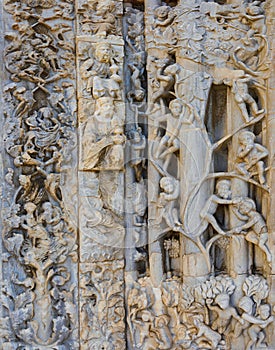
[133,310,154,349]
[200,179,236,236]
[151,315,173,350]
[193,316,221,349]
[235,131,268,184]
[13,86,35,118]
[5,168,14,186]
[230,76,264,123]
[39,202,64,234]
[206,293,243,334]
[16,174,42,204]
[156,176,182,232]
[102,126,125,170]
[21,202,48,245]
[230,198,271,263]
[130,182,147,250]
[241,2,266,35]
[154,99,196,170]
[25,107,60,150]
[152,5,177,45]
[149,59,177,112]
[80,43,121,99]
[82,97,125,170]
[154,6,176,29]
[43,145,62,173]
[246,304,273,350]
[233,30,265,73]
[232,297,272,345]
[90,0,116,38]
[129,128,146,182]
[128,59,145,103]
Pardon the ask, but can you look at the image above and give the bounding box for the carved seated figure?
[90,0,116,38]
[82,97,125,170]
[80,42,121,99]
[235,131,268,184]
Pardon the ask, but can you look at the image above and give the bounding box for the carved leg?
[235,163,250,177]
[238,102,251,123]
[256,161,266,184]
[256,330,266,348]
[258,238,272,262]
[246,94,264,116]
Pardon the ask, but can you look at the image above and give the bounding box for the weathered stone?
[0,0,274,349]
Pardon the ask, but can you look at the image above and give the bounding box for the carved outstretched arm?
[242,312,269,325]
[213,196,234,205]
[204,214,227,235]
[232,216,257,234]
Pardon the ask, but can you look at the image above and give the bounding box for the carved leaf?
[243,275,269,306]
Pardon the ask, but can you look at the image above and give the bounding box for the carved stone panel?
[1,0,275,349]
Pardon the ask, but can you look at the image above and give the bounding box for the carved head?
[247,4,263,16]
[238,131,255,146]
[94,43,112,63]
[134,89,145,102]
[238,198,256,215]
[155,315,170,327]
[169,99,183,117]
[216,179,231,199]
[258,304,271,320]
[155,6,170,19]
[42,201,54,213]
[95,97,115,117]
[129,129,142,143]
[160,177,176,194]
[24,202,36,213]
[141,310,153,322]
[39,107,53,119]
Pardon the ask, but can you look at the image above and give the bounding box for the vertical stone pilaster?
[75,1,126,348]
[0,0,79,348]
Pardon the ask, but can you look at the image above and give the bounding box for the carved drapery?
[1,0,275,349]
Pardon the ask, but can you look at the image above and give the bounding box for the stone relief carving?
[76,1,126,347]
[77,0,123,38]
[1,0,275,349]
[1,0,78,348]
[80,261,125,349]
